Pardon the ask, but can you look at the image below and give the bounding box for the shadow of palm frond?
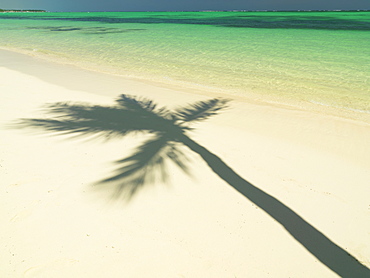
[14,94,369,277]
[16,95,228,199]
[20,96,173,139]
[99,134,191,200]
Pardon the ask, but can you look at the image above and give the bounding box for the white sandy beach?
[1,49,369,277]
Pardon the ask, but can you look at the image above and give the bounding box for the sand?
[1,49,369,277]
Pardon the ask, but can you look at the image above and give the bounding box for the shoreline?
[1,48,369,277]
[2,46,370,125]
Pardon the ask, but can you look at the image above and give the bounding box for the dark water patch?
[82,27,146,35]
[26,26,82,32]
[220,15,370,30]
[22,26,146,35]
[1,12,370,31]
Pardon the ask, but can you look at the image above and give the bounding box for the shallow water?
[1,11,369,119]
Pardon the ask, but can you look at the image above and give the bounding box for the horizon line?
[2,9,370,13]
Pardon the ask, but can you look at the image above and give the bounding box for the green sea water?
[1,11,370,119]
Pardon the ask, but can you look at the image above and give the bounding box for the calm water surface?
[1,11,369,119]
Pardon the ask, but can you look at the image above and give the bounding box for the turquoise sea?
[0,11,369,120]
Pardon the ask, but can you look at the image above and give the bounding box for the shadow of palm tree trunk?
[179,133,369,277]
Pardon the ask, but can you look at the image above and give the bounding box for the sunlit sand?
[1,49,369,277]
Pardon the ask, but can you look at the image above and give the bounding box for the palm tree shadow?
[15,94,369,277]
[98,134,192,200]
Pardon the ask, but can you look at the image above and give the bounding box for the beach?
[1,48,370,277]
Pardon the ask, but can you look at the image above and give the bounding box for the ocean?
[1,11,369,120]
